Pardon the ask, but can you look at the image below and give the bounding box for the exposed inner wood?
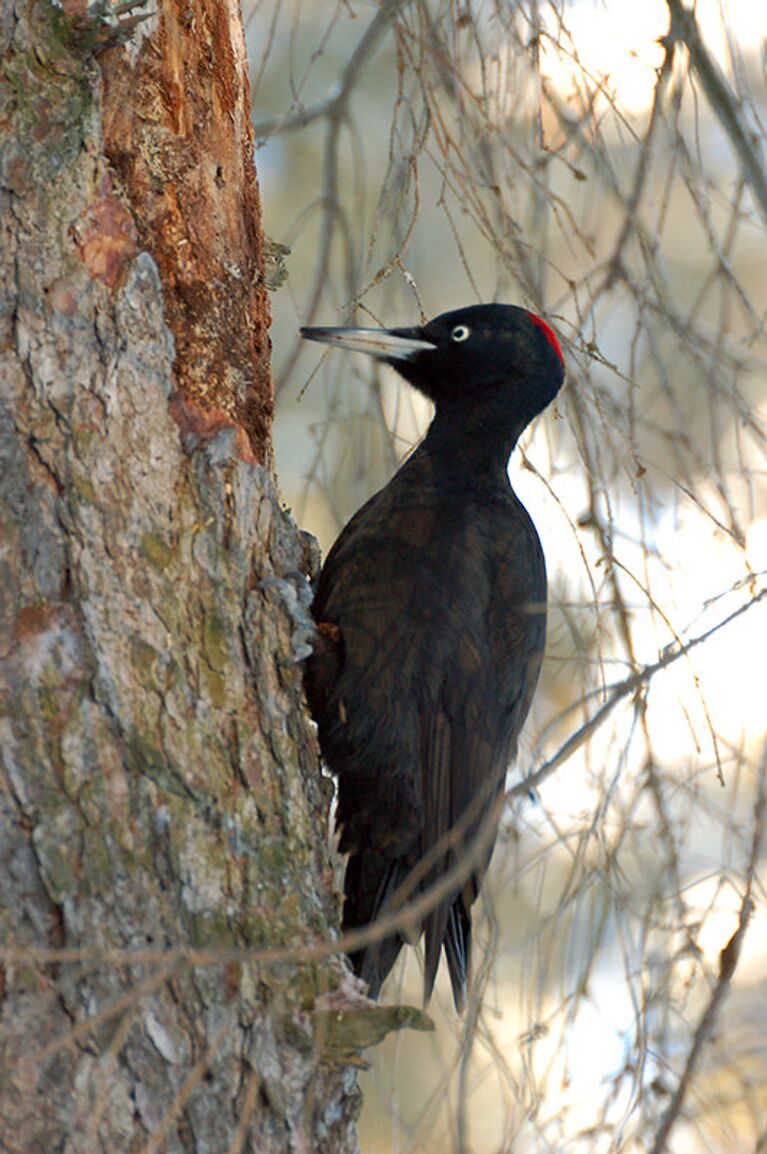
[101,3,273,463]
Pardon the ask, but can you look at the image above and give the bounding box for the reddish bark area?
[100,2,273,462]
[69,171,139,288]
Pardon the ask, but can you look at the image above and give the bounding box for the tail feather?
[444,899,472,1013]
[423,900,451,1006]
[344,849,475,1012]
[343,850,406,998]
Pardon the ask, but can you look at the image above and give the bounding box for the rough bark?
[100,0,273,461]
[0,2,360,1150]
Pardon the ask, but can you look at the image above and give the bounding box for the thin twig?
[665,0,767,228]
[252,0,408,138]
[516,582,767,799]
[648,737,767,1154]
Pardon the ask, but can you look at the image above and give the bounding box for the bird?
[300,304,565,1011]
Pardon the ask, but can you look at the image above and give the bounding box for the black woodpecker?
[301,304,565,1011]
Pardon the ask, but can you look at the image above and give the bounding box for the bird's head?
[301,304,565,429]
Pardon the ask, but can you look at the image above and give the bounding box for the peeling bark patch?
[168,394,256,465]
[59,0,90,17]
[69,177,139,288]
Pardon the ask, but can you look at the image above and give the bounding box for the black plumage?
[301,304,565,1010]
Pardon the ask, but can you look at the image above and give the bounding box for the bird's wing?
[419,537,546,1006]
[307,476,546,1005]
[307,485,466,854]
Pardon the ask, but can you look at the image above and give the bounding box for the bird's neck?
[421,397,526,490]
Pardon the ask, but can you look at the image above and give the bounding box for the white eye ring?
[451,325,471,342]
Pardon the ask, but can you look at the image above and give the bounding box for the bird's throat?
[422,399,525,490]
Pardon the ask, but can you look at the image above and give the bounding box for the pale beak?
[300,325,437,361]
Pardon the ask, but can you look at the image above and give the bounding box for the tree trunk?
[0,2,362,1149]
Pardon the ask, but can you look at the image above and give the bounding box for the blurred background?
[245,2,767,1150]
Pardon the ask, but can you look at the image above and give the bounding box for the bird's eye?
[451,325,471,342]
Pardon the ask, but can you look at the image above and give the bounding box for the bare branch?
[665,0,767,227]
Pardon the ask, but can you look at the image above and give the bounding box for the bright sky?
[542,0,767,115]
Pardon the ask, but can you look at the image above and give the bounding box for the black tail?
[343,848,472,1011]
[342,849,407,999]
